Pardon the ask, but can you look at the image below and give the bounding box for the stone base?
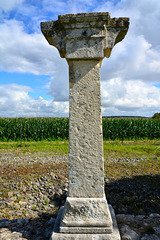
[50,205,121,240]
[60,197,112,231]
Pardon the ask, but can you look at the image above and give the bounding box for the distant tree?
[152,112,160,119]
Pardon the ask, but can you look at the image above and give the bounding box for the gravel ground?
[0,152,160,239]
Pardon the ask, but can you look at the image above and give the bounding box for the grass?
[0,140,69,155]
[103,140,160,179]
[103,140,160,159]
[0,140,159,180]
[0,139,159,157]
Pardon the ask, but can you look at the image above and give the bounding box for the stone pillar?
[41,12,129,239]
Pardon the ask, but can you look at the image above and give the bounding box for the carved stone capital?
[41,12,129,59]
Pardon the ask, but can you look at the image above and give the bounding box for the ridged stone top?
[58,12,111,22]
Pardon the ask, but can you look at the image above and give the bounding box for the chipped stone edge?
[50,204,121,240]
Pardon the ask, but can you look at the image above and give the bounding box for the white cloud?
[96,0,160,46]
[0,84,31,112]
[0,0,24,12]
[41,0,98,15]
[120,0,160,47]
[47,59,69,101]
[101,34,160,83]
[0,18,69,105]
[0,84,69,117]
[0,19,60,75]
[101,78,160,116]
[42,0,68,14]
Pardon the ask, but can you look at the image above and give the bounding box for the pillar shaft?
[68,60,103,198]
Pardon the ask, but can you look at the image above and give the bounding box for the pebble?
[117,214,160,240]
[120,224,140,240]
[141,234,160,240]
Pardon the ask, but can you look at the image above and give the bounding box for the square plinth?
[50,205,121,240]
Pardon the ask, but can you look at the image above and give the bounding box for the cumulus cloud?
[101,34,160,83]
[0,19,60,75]
[0,17,69,104]
[0,0,24,12]
[47,59,69,102]
[0,84,69,117]
[41,0,99,15]
[119,0,160,47]
[0,17,69,106]
[101,78,160,116]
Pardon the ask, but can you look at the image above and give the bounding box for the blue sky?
[0,0,160,117]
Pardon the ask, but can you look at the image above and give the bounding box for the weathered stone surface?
[60,226,112,234]
[51,205,121,240]
[41,12,129,59]
[68,60,104,198]
[60,197,112,231]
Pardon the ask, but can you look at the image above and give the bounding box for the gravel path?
[0,153,160,240]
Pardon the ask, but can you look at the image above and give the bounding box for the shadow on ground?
[105,174,160,215]
[0,212,54,240]
[0,191,66,240]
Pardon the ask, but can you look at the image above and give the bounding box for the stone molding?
[59,197,112,231]
[41,12,129,59]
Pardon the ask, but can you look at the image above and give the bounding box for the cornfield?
[0,118,69,141]
[0,117,159,141]
[102,118,160,140]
